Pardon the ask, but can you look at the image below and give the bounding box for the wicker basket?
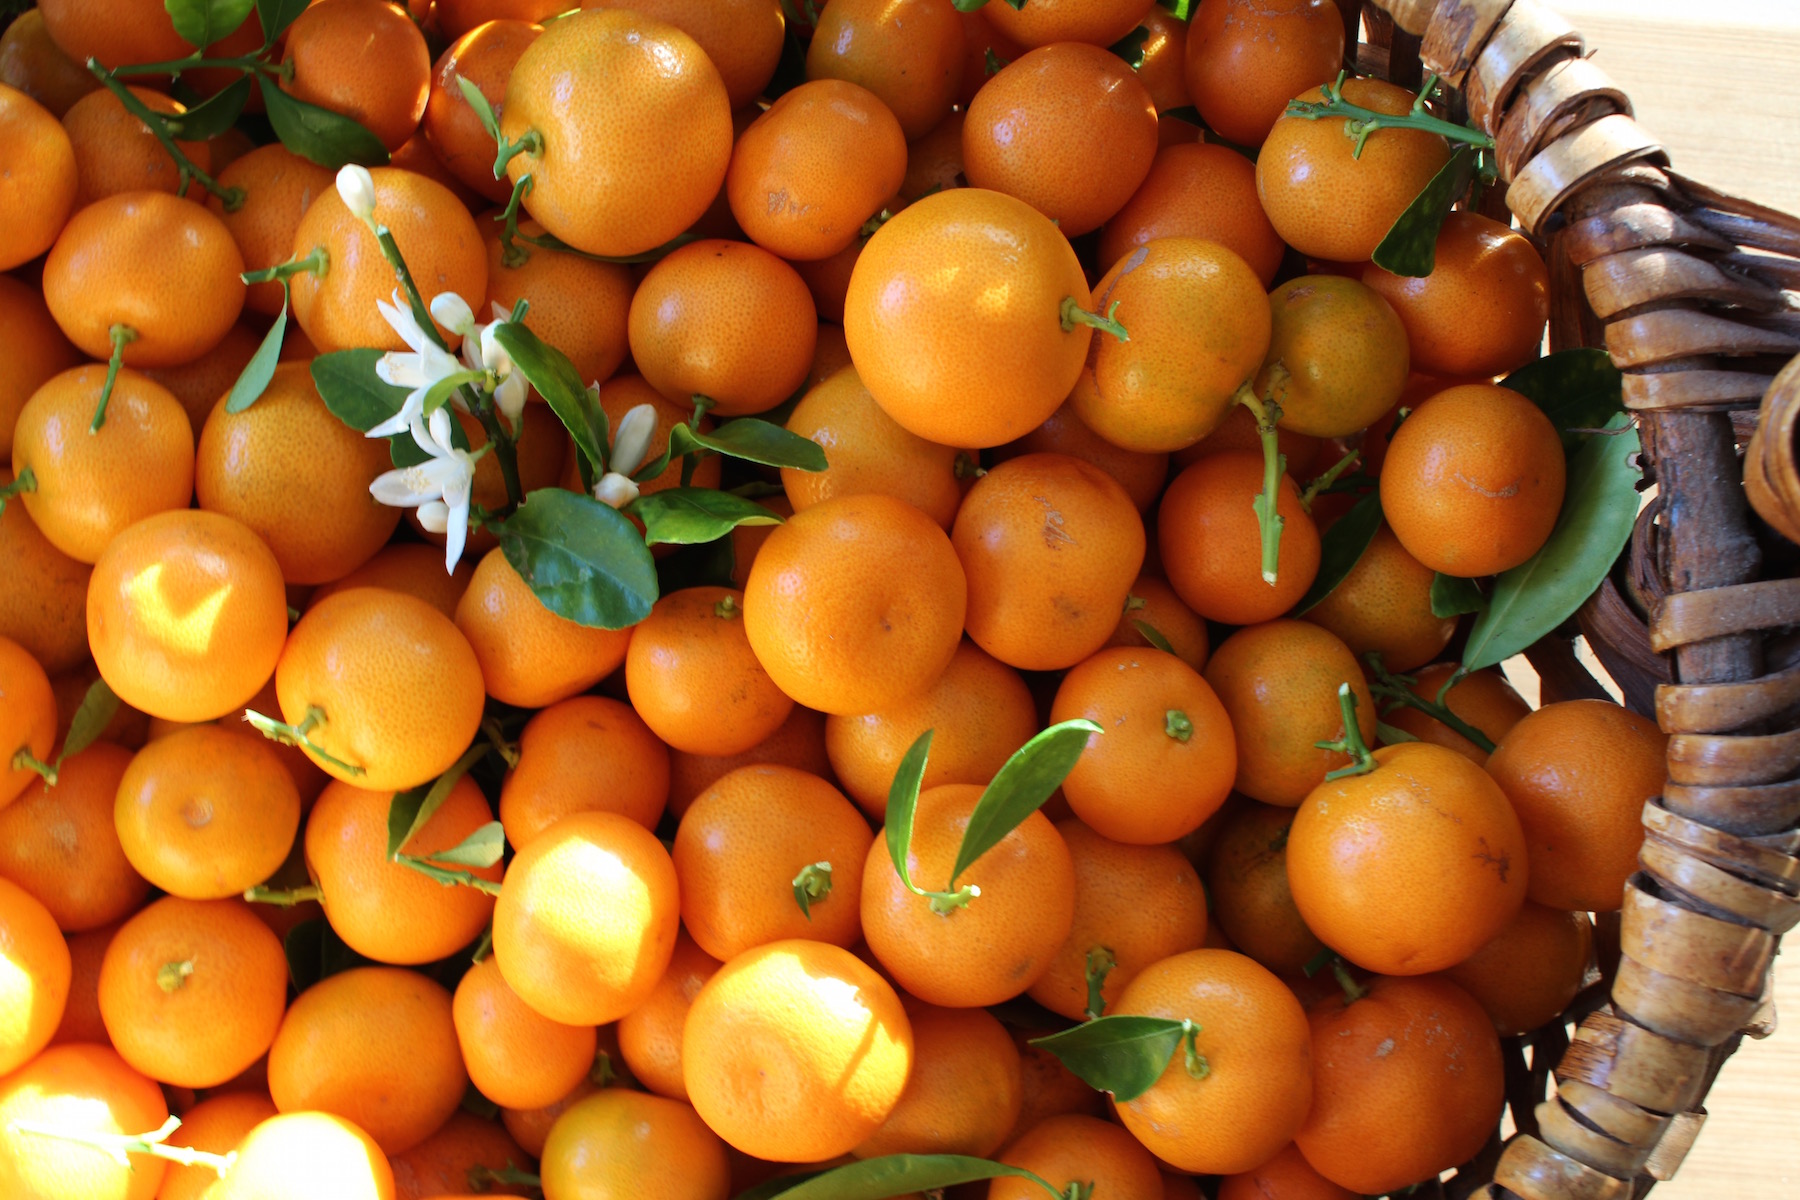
[1345,1,1799,1196]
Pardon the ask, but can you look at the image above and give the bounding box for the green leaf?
[385,744,489,859]
[162,75,251,141]
[496,488,658,629]
[1376,720,1421,745]
[1372,145,1478,277]
[258,75,389,170]
[59,678,120,762]
[489,322,609,474]
[420,369,484,418]
[737,1154,1058,1200]
[1462,413,1642,672]
[634,418,826,484]
[656,535,738,594]
[1499,348,1626,453]
[225,291,286,413]
[309,349,467,467]
[627,488,784,547]
[1293,491,1382,615]
[1131,619,1175,655]
[884,731,934,895]
[1028,1015,1188,1102]
[1108,25,1149,69]
[165,0,254,50]
[417,820,505,868]
[1158,0,1194,17]
[453,74,502,148]
[254,0,308,42]
[1431,572,1487,618]
[949,720,1101,888]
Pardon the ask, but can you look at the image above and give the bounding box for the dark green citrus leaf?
[489,322,609,475]
[1372,145,1478,278]
[737,1154,1057,1200]
[1028,1015,1187,1102]
[1499,348,1626,453]
[310,348,466,467]
[385,743,488,859]
[1430,572,1487,618]
[627,487,785,546]
[949,720,1101,888]
[258,74,389,169]
[1293,491,1382,614]
[163,74,251,141]
[165,0,255,51]
[496,488,658,629]
[254,0,308,42]
[224,290,286,413]
[58,678,120,763]
[884,731,934,896]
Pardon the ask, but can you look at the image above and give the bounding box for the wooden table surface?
[1516,2,1800,1194]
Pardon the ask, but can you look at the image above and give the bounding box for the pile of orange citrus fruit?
[0,1,1662,1198]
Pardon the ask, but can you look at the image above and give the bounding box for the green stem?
[1300,448,1362,511]
[1060,297,1130,342]
[243,883,323,906]
[467,388,524,512]
[859,207,895,239]
[1163,710,1193,743]
[492,128,542,185]
[243,706,365,778]
[370,226,443,351]
[926,883,981,915]
[90,325,138,433]
[1083,946,1115,1020]
[494,173,535,268]
[10,746,56,787]
[110,54,277,77]
[479,717,519,770]
[791,861,833,919]
[1179,1019,1210,1080]
[1365,654,1497,754]
[8,1115,234,1176]
[88,64,245,210]
[1332,958,1369,1005]
[241,246,328,286]
[1314,683,1378,781]
[157,960,194,993]
[1284,70,1497,159]
[1231,382,1286,586]
[394,856,503,895]
[0,466,35,517]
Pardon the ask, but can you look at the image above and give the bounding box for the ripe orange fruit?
[844,187,1093,449]
[43,191,245,368]
[1203,621,1376,806]
[1444,901,1594,1036]
[210,1111,397,1200]
[1113,948,1313,1174]
[727,78,906,262]
[964,42,1157,236]
[1006,1021,1105,1142]
[288,167,486,354]
[1295,974,1502,1195]
[492,810,679,1025]
[454,955,596,1111]
[500,695,669,848]
[616,930,721,1102]
[674,765,873,961]
[1158,451,1321,625]
[992,1113,1163,1200]
[628,238,817,417]
[1205,802,1327,977]
[1380,382,1567,577]
[1051,648,1236,844]
[1076,236,1272,453]
[1485,699,1669,912]
[156,1091,279,1200]
[49,919,112,1048]
[13,366,194,565]
[278,587,486,792]
[308,542,475,621]
[208,145,337,318]
[1303,524,1456,673]
[807,0,962,140]
[425,19,544,204]
[389,1111,532,1200]
[455,546,632,709]
[1258,78,1451,264]
[0,276,82,462]
[1028,820,1209,1020]
[1363,210,1552,378]
[1289,740,1530,974]
[1105,574,1210,671]
[481,216,633,388]
[1100,142,1287,287]
[743,492,967,716]
[0,634,55,810]
[60,85,208,209]
[113,723,301,900]
[0,11,99,117]
[267,965,467,1155]
[0,83,77,271]
[501,1075,602,1160]
[0,487,91,675]
[435,0,563,37]
[824,638,1037,822]
[540,1088,731,1200]
[855,1003,1021,1159]
[983,0,1153,50]
[306,775,500,965]
[0,742,150,931]
[196,362,400,586]
[997,401,1170,514]
[0,1042,170,1200]
[0,875,68,1074]
[1218,1141,1359,1200]
[584,0,784,110]
[953,453,1146,671]
[783,365,972,531]
[97,896,286,1087]
[1260,275,1410,439]
[502,9,732,258]
[280,0,431,152]
[1184,0,1345,147]
[88,510,287,724]
[140,321,261,435]
[683,938,913,1161]
[862,783,1076,1007]
[1136,4,1192,110]
[36,0,191,69]
[1382,662,1530,765]
[667,703,835,820]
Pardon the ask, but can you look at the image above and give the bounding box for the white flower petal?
[442,487,471,574]
[416,499,451,533]
[610,403,659,479]
[370,464,442,507]
[495,374,529,427]
[427,407,458,458]
[479,323,515,377]
[364,389,423,440]
[336,164,376,221]
[592,472,640,509]
[430,292,476,338]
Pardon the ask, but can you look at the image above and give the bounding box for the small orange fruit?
[0,875,69,1074]
[1184,0,1345,148]
[1259,274,1410,439]
[982,0,1154,51]
[1158,451,1320,625]
[60,85,209,208]
[499,695,669,849]
[0,634,55,810]
[855,1003,1022,1159]
[807,0,964,140]
[389,1110,532,1200]
[0,11,98,118]
[991,1113,1163,1200]
[280,0,431,153]
[1105,574,1210,672]
[997,401,1170,515]
[1381,662,1530,765]
[480,215,633,387]
[208,145,336,318]
[425,18,545,204]
[667,704,834,821]
[626,588,793,758]
[308,542,475,621]
[1444,901,1594,1036]
[1205,802,1327,977]
[583,0,784,110]
[210,1111,397,1200]
[0,83,77,271]
[1100,141,1287,287]
[0,480,93,673]
[455,546,632,709]
[454,955,596,1111]
[156,1091,280,1200]
[0,1042,170,1200]
[540,1088,731,1200]
[1302,523,1456,673]
[0,275,82,462]
[0,742,149,931]
[1218,1141,1358,1200]
[616,930,721,1102]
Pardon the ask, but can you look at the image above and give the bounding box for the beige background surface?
[1522,1,1799,1194]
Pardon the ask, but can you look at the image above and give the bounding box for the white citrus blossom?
[367,291,466,439]
[610,403,659,478]
[478,323,529,426]
[369,408,480,574]
[335,164,377,223]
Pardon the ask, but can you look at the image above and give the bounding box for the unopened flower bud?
[335,164,377,222]
[429,292,476,338]
[610,403,659,478]
[593,471,641,509]
[417,499,451,533]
